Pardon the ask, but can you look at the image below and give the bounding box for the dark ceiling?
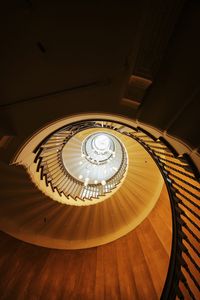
[0,1,184,106]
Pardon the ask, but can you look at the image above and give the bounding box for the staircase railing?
[33,121,128,201]
[125,126,200,300]
[32,119,199,298]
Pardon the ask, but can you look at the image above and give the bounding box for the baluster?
[178,229,200,258]
[179,271,196,300]
[164,164,195,179]
[178,240,200,272]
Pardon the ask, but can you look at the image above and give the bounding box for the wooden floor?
[0,185,172,300]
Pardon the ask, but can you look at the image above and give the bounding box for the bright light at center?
[94,134,110,151]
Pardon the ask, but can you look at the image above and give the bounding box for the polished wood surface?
[0,185,172,300]
[0,132,164,250]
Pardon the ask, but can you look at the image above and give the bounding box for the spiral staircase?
[32,126,128,203]
[0,120,165,249]
[0,1,200,299]
[0,117,199,300]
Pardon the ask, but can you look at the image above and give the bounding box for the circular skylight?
[62,131,127,186]
[83,132,115,165]
[93,134,110,152]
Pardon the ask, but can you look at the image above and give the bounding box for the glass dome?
[93,134,111,152]
[62,131,126,186]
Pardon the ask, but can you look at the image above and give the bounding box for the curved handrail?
[132,135,181,300]
[125,128,199,300]
[34,121,128,200]
[32,119,200,298]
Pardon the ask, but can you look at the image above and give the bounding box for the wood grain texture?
[0,135,164,250]
[0,185,172,300]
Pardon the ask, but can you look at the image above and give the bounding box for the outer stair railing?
[128,126,199,300]
[31,119,199,298]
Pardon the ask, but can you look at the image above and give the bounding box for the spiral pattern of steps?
[24,120,166,207]
[0,119,164,249]
[33,127,128,203]
[1,116,199,299]
[0,184,172,300]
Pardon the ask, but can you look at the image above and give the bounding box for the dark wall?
[138,0,200,150]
